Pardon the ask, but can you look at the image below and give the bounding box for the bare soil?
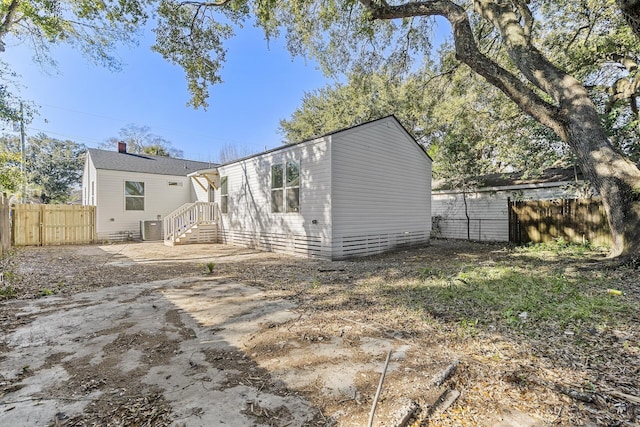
[1,240,639,426]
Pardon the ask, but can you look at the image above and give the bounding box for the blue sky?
[4,23,332,162]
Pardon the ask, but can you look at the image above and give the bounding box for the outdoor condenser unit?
[140,220,163,241]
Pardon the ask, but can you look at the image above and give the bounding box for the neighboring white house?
[210,116,432,260]
[431,167,591,242]
[83,116,432,259]
[82,142,216,241]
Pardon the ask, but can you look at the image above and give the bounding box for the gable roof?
[433,166,584,192]
[217,115,431,167]
[87,148,217,176]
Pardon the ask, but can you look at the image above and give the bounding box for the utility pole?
[20,102,26,203]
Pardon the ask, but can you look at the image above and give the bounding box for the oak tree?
[3,0,640,258]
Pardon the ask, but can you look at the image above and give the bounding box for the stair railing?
[164,202,218,242]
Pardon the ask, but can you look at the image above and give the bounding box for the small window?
[220,176,228,214]
[125,181,144,211]
[271,164,284,213]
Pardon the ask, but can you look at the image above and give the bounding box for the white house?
[83,116,432,259]
[206,116,432,260]
[431,167,591,242]
[82,142,216,241]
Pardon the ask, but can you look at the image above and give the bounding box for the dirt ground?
[0,240,638,426]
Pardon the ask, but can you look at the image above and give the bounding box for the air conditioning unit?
[140,220,162,241]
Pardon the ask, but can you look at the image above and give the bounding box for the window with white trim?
[125,181,144,211]
[271,161,299,213]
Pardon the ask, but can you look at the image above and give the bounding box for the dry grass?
[1,239,639,425]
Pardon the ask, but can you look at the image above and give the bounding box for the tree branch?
[511,0,533,42]
[357,0,566,139]
[617,0,640,41]
[0,0,21,50]
[178,0,232,6]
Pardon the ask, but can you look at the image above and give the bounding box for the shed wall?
[331,118,432,259]
[431,184,583,242]
[93,169,194,241]
[215,138,332,258]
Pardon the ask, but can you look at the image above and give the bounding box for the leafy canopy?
[0,132,84,202]
[1,0,638,167]
[100,123,184,158]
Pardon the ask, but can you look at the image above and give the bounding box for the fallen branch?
[603,388,640,405]
[367,349,392,427]
[529,377,594,403]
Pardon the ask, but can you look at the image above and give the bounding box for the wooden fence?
[0,194,10,256]
[509,198,611,247]
[12,204,96,246]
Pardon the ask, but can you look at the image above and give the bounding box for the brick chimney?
[117,141,127,153]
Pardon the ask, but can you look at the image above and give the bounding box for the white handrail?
[164,202,218,242]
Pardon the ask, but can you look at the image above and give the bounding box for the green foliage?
[281,60,570,185]
[280,69,433,143]
[101,124,183,158]
[0,61,34,124]
[0,285,17,299]
[1,0,148,71]
[539,0,640,162]
[0,146,24,194]
[0,133,84,202]
[399,263,629,335]
[1,0,639,195]
[26,133,85,203]
[205,262,215,274]
[38,287,56,297]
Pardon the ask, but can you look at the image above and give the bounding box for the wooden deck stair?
[164,202,219,246]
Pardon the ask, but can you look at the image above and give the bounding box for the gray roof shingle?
[87,148,217,176]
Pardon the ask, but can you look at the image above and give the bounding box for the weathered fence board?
[0,194,10,256]
[12,204,96,246]
[509,198,610,247]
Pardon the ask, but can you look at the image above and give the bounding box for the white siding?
[431,183,586,242]
[215,138,332,258]
[94,170,195,241]
[431,192,508,241]
[331,117,432,259]
[191,176,211,202]
[81,155,97,206]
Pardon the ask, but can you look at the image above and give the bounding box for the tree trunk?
[618,0,640,42]
[469,0,640,259]
[561,107,640,259]
[364,0,640,258]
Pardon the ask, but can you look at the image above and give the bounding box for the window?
[271,161,299,213]
[271,164,284,213]
[125,181,144,211]
[220,176,228,214]
[286,161,300,212]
